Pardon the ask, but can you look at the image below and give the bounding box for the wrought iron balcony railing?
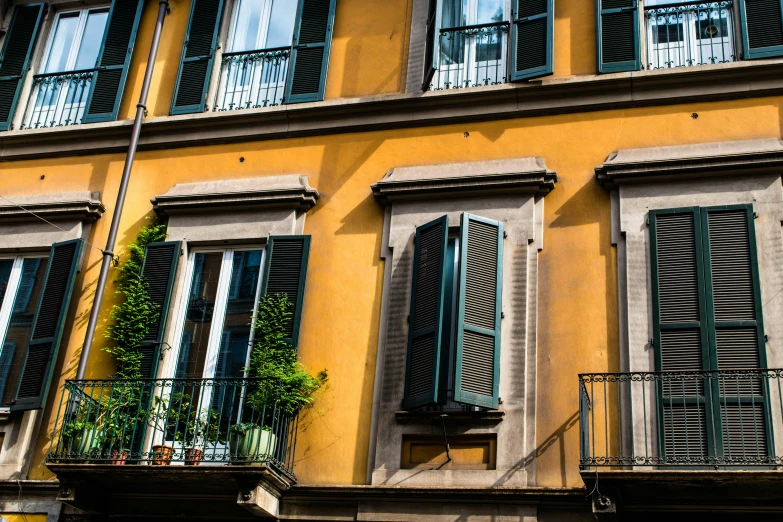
[214,47,290,111]
[427,21,509,91]
[644,1,735,69]
[22,69,95,129]
[580,369,783,469]
[47,378,298,479]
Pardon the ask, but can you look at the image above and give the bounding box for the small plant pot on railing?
[151,444,174,466]
[110,449,129,466]
[229,426,277,466]
[184,448,203,466]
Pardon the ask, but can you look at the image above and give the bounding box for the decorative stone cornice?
[151,175,319,215]
[0,191,104,223]
[595,138,783,189]
[372,157,556,205]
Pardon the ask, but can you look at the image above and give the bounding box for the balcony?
[644,1,736,69]
[214,48,290,111]
[21,70,95,129]
[427,22,509,91]
[47,378,298,518]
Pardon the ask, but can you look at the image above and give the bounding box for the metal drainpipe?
[76,0,170,380]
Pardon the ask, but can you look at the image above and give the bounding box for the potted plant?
[229,293,327,465]
[61,420,99,460]
[176,405,224,465]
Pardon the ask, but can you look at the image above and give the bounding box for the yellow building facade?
[0,0,780,520]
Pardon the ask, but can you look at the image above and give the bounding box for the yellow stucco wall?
[0,515,47,522]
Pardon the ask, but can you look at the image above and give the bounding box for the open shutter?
[0,4,45,131]
[421,0,438,90]
[453,214,503,409]
[701,205,770,459]
[82,0,144,124]
[261,236,311,347]
[285,0,337,104]
[511,0,554,81]
[138,241,181,379]
[13,240,83,411]
[738,0,783,59]
[171,0,225,115]
[649,208,713,459]
[403,216,449,409]
[596,0,640,73]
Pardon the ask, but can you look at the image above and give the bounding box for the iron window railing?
[21,70,96,129]
[214,47,291,111]
[579,369,783,469]
[47,378,298,479]
[644,1,736,69]
[428,22,510,91]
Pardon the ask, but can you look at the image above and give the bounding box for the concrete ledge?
[372,157,557,204]
[595,138,783,189]
[0,191,105,223]
[151,175,319,215]
[1,60,783,161]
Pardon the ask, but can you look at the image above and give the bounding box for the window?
[650,205,770,462]
[0,256,49,408]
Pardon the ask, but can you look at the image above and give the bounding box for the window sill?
[394,409,504,424]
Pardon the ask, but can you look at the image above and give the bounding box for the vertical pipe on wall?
[76,0,170,380]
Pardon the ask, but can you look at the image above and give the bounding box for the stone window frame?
[368,157,556,487]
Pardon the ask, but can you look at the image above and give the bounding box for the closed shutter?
[285,0,337,104]
[0,4,45,131]
[596,0,640,73]
[403,216,449,409]
[261,236,311,347]
[138,241,181,379]
[13,240,83,411]
[511,0,554,81]
[453,214,503,409]
[739,0,783,59]
[170,0,225,115]
[82,0,144,124]
[701,205,770,460]
[421,0,439,90]
[649,208,712,459]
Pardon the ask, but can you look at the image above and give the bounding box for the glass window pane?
[440,0,468,28]
[0,260,12,306]
[45,14,79,73]
[74,10,109,70]
[231,0,264,52]
[476,0,504,24]
[0,258,48,407]
[265,0,297,48]
[175,253,224,379]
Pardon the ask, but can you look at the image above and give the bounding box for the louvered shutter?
[138,241,181,379]
[82,0,144,124]
[285,0,337,104]
[649,209,714,459]
[701,205,770,460]
[261,236,311,347]
[13,240,83,411]
[596,0,640,73]
[510,0,554,81]
[421,0,438,90]
[452,214,503,409]
[171,0,225,115]
[403,216,449,409]
[0,4,45,131]
[738,0,783,59]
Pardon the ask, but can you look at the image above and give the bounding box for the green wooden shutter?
[453,214,503,409]
[738,0,783,59]
[82,0,144,124]
[511,0,554,81]
[701,205,771,460]
[0,4,45,131]
[285,0,337,104]
[421,0,438,90]
[171,0,225,115]
[596,0,640,73]
[138,241,181,379]
[403,216,449,409]
[13,240,83,411]
[261,236,311,347]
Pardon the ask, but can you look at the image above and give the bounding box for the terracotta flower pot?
[185,448,203,466]
[110,449,129,465]
[151,444,174,465]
